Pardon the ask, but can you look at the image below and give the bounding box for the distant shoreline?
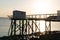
[0,17,9,19]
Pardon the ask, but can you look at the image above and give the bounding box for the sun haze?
[0,0,60,17]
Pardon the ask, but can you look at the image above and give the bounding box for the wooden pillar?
[49,21,51,34]
[19,20,21,35]
[22,20,24,40]
[26,20,27,34]
[14,20,16,35]
[10,20,13,36]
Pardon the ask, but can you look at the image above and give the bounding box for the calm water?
[0,18,10,37]
[0,17,60,37]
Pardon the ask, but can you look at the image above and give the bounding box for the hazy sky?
[0,0,60,17]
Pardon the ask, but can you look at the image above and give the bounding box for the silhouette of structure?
[8,10,60,40]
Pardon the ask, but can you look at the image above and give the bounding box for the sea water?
[0,17,10,37]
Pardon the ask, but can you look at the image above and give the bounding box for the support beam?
[14,20,16,35]
[22,20,24,40]
[10,20,13,36]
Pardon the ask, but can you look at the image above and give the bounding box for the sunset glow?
[31,0,51,14]
[40,20,45,32]
[31,0,51,32]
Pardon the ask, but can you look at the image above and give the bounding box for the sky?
[0,0,60,17]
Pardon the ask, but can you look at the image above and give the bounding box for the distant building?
[57,10,60,19]
[13,10,26,19]
[57,10,60,16]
